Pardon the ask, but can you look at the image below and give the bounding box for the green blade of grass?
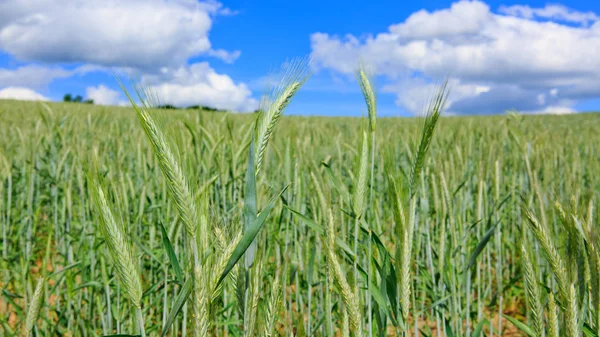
[503,314,537,337]
[472,319,488,337]
[216,184,289,287]
[284,205,355,258]
[160,277,192,337]
[244,137,258,269]
[159,222,183,284]
[583,323,600,337]
[466,222,498,271]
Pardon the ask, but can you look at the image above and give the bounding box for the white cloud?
[142,62,258,112]
[499,4,599,26]
[0,0,238,69]
[0,1,256,111]
[536,106,577,114]
[0,86,48,101]
[198,0,239,16]
[382,78,493,114]
[86,84,123,106]
[0,65,71,89]
[390,1,492,40]
[206,49,242,64]
[310,0,600,114]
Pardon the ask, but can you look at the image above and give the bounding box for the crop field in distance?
[0,69,599,337]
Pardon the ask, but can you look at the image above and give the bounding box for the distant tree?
[186,105,223,112]
[63,93,94,104]
[156,104,179,110]
[155,104,224,111]
[202,105,219,112]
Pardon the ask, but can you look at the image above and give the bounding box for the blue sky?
[1,0,600,116]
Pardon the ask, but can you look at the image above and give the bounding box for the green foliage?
[63,93,93,104]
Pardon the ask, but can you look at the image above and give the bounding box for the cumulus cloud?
[0,0,257,112]
[206,49,242,64]
[0,65,72,89]
[499,4,599,26]
[142,62,258,112]
[198,0,239,16]
[534,106,577,115]
[310,0,600,115]
[0,86,48,101]
[0,0,237,69]
[86,84,123,106]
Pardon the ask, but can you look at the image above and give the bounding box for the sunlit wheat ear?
[409,81,449,197]
[120,82,198,239]
[255,57,311,176]
[233,265,246,321]
[388,168,414,326]
[310,172,362,333]
[399,198,416,325]
[586,199,594,232]
[566,284,580,337]
[548,292,560,337]
[193,264,210,337]
[25,277,45,334]
[213,224,228,253]
[521,244,544,337]
[90,179,142,309]
[264,274,281,337]
[353,130,369,218]
[0,153,9,178]
[211,230,242,301]
[327,209,362,333]
[523,208,569,304]
[356,64,376,133]
[245,260,263,337]
[342,311,350,337]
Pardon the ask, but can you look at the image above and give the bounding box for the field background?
[1,99,599,336]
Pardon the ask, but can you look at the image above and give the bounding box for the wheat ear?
[547,292,559,337]
[523,209,569,304]
[90,180,145,336]
[193,264,210,337]
[356,64,376,133]
[90,182,142,309]
[521,243,544,337]
[263,274,281,337]
[122,84,199,240]
[255,58,310,176]
[353,130,369,219]
[565,284,580,337]
[311,172,362,333]
[25,277,45,334]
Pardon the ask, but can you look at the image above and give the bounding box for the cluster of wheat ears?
[2,58,599,337]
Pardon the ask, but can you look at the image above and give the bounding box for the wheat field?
[0,71,599,337]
